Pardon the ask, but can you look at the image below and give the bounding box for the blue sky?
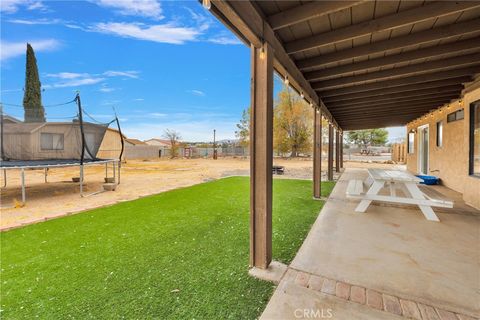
[1,0,404,142]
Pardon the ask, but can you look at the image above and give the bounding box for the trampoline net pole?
[21,168,25,204]
[118,160,121,184]
[80,164,84,196]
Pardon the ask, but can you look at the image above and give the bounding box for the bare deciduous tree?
[163,129,182,158]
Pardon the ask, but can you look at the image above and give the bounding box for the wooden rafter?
[328,97,455,112]
[316,68,477,95]
[296,19,480,70]
[268,1,365,30]
[327,88,462,107]
[285,1,480,54]
[308,52,480,86]
[332,105,446,117]
[306,38,480,80]
[322,78,470,102]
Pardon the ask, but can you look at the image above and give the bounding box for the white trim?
[417,124,429,175]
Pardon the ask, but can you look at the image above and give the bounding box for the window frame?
[408,131,415,154]
[436,121,443,148]
[40,133,64,151]
[469,101,480,177]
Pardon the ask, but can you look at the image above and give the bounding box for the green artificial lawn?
[1,177,335,319]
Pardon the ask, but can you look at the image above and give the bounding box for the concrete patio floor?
[261,168,479,320]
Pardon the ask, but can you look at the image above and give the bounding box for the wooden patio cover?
[211,0,480,130]
[208,0,480,269]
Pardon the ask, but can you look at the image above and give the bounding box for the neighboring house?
[144,138,171,148]
[2,121,112,161]
[2,115,22,124]
[125,138,146,146]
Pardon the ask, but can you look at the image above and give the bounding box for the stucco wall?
[406,83,480,210]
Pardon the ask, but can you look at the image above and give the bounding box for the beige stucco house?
[406,78,480,209]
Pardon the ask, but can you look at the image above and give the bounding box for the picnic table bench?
[346,168,453,221]
[272,165,285,175]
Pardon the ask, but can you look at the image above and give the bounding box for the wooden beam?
[285,2,480,54]
[306,38,480,80]
[268,1,365,31]
[339,113,427,123]
[328,124,334,181]
[327,88,461,108]
[309,53,480,88]
[340,134,344,169]
[335,130,340,173]
[316,67,478,95]
[322,78,470,102]
[297,19,480,70]
[328,97,455,112]
[313,109,322,199]
[212,0,339,129]
[334,108,436,119]
[250,42,273,269]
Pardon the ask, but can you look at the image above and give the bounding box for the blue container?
[416,175,439,185]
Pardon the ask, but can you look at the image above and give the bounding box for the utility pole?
[213,129,218,160]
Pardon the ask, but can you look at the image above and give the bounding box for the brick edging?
[290,268,478,320]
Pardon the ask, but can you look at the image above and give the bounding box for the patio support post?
[340,133,344,168]
[335,130,340,172]
[249,42,274,269]
[328,124,334,180]
[313,109,322,199]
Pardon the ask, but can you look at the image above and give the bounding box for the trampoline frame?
[1,158,121,205]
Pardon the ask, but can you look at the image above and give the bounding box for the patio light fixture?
[284,75,289,85]
[202,0,211,10]
[300,92,304,99]
[259,45,265,60]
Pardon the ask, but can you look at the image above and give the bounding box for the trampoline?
[1,93,124,204]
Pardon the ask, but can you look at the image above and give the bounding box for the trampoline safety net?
[0,94,124,167]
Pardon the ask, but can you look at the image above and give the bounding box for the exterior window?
[470,101,480,177]
[436,121,443,147]
[408,132,415,154]
[40,133,64,150]
[447,109,464,123]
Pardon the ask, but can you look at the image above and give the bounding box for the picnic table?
[346,168,453,221]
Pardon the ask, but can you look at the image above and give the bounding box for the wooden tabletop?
[367,168,422,183]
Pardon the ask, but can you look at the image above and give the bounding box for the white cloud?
[1,0,47,13]
[43,70,140,89]
[189,90,205,97]
[43,77,106,89]
[133,98,144,101]
[208,36,242,45]
[148,112,167,118]
[93,0,163,20]
[98,86,115,93]
[46,72,90,79]
[90,22,201,44]
[0,39,61,61]
[8,18,62,25]
[103,70,139,79]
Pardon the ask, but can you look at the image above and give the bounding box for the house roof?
[2,115,21,124]
[125,138,146,145]
[145,138,172,146]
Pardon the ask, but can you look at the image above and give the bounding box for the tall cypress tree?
[23,43,45,122]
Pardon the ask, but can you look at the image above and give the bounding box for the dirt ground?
[0,157,402,230]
